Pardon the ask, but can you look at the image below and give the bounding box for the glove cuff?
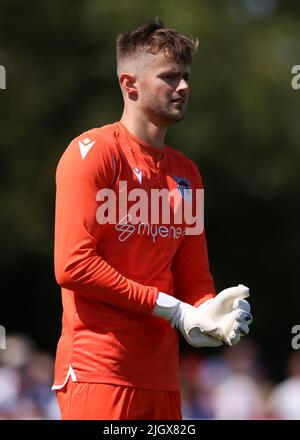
[152,292,180,323]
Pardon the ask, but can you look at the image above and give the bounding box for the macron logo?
[79,138,96,159]
[133,167,142,184]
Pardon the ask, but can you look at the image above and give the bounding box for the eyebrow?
[158,70,190,78]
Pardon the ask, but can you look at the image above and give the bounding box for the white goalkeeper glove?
[152,292,223,347]
[198,284,253,346]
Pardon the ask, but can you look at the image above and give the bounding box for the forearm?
[55,248,159,314]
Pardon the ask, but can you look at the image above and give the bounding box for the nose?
[176,78,189,93]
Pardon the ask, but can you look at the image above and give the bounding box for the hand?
[171,302,224,347]
[152,292,223,347]
[198,286,253,346]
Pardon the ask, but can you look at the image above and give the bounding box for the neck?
[120,108,167,149]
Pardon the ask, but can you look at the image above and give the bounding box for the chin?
[169,113,185,123]
[168,107,186,119]
[149,109,185,126]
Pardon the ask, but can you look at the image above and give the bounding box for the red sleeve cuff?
[193,292,216,308]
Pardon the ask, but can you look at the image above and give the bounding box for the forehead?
[140,51,190,75]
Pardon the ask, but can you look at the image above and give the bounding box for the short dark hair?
[116,18,198,70]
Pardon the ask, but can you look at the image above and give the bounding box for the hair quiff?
[116,18,198,70]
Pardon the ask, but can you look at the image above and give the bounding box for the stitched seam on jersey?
[109,154,116,188]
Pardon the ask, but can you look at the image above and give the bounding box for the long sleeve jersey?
[53,121,215,391]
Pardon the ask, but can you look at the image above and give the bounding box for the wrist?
[152,292,181,323]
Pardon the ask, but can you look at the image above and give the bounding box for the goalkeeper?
[52,19,252,420]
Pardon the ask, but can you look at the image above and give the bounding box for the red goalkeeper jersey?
[53,121,215,391]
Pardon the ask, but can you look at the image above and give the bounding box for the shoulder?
[58,123,121,165]
[56,123,120,180]
[88,122,120,144]
[69,122,119,156]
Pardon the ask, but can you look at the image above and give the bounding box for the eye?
[161,74,190,83]
[163,74,177,80]
[160,74,180,84]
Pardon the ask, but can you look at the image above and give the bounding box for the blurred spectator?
[268,351,300,419]
[180,351,231,419]
[211,373,266,419]
[180,351,218,419]
[0,334,35,369]
[1,333,299,420]
[0,333,60,419]
[209,340,271,419]
[20,351,60,419]
[180,339,273,419]
[0,367,20,414]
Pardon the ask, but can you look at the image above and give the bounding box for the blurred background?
[0,0,300,419]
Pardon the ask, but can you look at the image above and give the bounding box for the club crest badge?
[173,176,192,203]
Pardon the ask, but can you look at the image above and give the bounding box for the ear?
[119,73,138,97]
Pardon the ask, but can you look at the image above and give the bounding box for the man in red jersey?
[53,19,252,419]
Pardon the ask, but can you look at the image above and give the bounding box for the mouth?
[171,98,185,106]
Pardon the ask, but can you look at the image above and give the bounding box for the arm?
[171,230,216,307]
[168,212,224,347]
[170,162,252,344]
[54,132,158,314]
[171,162,216,307]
